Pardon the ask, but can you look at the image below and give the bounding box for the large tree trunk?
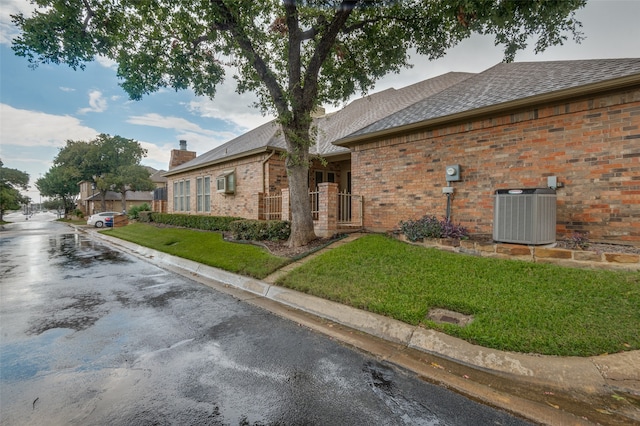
[287,162,316,247]
[100,191,107,212]
[120,192,127,213]
[283,121,317,248]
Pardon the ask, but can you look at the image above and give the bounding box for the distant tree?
[0,159,30,221]
[88,135,149,211]
[51,134,149,211]
[12,0,586,246]
[105,164,156,212]
[36,166,79,217]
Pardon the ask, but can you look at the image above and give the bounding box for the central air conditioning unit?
[493,188,556,245]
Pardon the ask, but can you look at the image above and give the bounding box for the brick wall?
[352,87,640,244]
[167,152,290,219]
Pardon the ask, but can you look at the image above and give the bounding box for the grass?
[276,234,640,357]
[103,223,290,279]
[102,224,640,357]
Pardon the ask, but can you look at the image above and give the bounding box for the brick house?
[164,58,640,244]
[163,72,471,225]
[79,166,165,215]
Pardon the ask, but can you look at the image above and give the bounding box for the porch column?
[315,182,338,237]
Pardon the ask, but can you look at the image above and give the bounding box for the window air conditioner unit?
[216,170,235,194]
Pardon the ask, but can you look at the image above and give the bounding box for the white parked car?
[87,211,121,228]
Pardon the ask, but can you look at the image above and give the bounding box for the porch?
[259,182,363,237]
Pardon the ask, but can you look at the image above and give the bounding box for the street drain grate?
[427,308,474,327]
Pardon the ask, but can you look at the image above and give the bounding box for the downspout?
[261,150,276,193]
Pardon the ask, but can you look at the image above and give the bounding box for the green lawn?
[276,234,640,357]
[103,223,290,279]
[103,225,640,357]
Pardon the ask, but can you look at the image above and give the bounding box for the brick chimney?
[169,140,197,170]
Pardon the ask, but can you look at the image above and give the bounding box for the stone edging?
[393,235,640,271]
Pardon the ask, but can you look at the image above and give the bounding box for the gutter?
[335,73,640,147]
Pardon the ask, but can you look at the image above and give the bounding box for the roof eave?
[163,146,285,177]
[335,73,640,147]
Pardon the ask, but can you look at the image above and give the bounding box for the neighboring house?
[165,59,640,244]
[79,166,164,215]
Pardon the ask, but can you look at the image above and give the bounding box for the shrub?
[138,211,153,223]
[399,215,468,241]
[230,220,291,241]
[151,213,243,231]
[128,203,151,219]
[567,232,590,250]
[72,209,84,218]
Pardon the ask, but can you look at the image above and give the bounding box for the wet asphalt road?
[0,213,533,425]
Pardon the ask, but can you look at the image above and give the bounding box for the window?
[216,170,235,194]
[204,177,210,212]
[197,176,211,212]
[173,182,179,211]
[173,179,191,212]
[185,180,191,211]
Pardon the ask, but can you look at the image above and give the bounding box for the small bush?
[151,213,243,231]
[138,211,153,223]
[230,220,291,241]
[399,215,468,241]
[128,203,151,220]
[72,209,84,219]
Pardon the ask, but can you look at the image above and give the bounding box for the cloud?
[78,90,108,114]
[128,113,237,139]
[186,75,274,131]
[60,86,76,92]
[127,113,242,156]
[0,103,98,148]
[0,103,100,201]
[0,0,31,45]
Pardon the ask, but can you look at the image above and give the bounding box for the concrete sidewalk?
[85,228,639,425]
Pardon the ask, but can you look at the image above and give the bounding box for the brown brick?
[573,251,602,262]
[535,248,573,259]
[496,245,532,256]
[604,253,640,264]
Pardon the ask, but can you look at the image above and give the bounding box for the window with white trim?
[197,176,211,212]
[173,179,191,212]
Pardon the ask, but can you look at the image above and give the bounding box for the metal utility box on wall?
[493,188,557,245]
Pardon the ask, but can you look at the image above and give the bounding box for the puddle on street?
[47,234,132,269]
[0,328,73,381]
[26,292,107,335]
[363,361,441,425]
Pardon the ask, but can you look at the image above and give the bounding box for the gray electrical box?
[493,188,556,245]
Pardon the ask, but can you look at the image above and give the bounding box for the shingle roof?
[165,72,473,175]
[87,191,153,201]
[343,58,640,140]
[314,72,474,155]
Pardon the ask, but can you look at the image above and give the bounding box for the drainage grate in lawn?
[427,308,474,327]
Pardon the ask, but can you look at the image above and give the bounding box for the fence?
[261,191,283,220]
[309,189,320,221]
[260,184,363,236]
[337,190,362,227]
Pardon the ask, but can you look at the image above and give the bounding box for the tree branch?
[209,0,288,117]
[80,0,95,31]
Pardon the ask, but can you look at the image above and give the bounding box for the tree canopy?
[0,160,30,221]
[12,0,586,245]
[40,134,153,214]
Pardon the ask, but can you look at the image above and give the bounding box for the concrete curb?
[88,229,640,403]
